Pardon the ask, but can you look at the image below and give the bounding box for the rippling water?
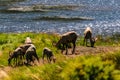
[0,0,120,36]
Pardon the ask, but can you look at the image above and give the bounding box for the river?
[0,0,120,36]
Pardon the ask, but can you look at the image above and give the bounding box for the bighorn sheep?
[8,47,24,66]
[20,43,39,65]
[19,44,32,61]
[56,31,77,55]
[20,37,39,65]
[83,27,97,47]
[42,47,56,63]
[25,44,39,65]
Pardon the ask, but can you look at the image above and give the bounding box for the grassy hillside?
[0,32,120,80]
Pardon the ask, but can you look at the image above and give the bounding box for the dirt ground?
[62,46,120,56]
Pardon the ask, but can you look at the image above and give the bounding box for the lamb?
[8,47,24,66]
[42,47,56,63]
[56,31,78,55]
[83,27,97,47]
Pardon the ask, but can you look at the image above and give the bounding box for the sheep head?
[90,37,98,47]
[8,51,13,65]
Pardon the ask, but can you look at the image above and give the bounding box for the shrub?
[60,56,115,80]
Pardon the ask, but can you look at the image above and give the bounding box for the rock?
[0,70,9,80]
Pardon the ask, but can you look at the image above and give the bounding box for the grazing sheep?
[20,44,39,65]
[56,31,77,55]
[25,44,39,65]
[42,47,56,63]
[8,47,24,66]
[19,44,32,61]
[83,27,97,47]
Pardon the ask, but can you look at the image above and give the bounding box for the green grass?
[0,32,120,80]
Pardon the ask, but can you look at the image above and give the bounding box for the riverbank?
[0,32,120,80]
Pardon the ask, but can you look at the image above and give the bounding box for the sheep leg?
[21,53,25,65]
[61,44,64,53]
[49,57,52,63]
[32,48,39,62]
[72,42,76,54]
[13,58,15,65]
[31,57,35,64]
[18,55,21,65]
[26,54,31,65]
[89,39,92,47]
[65,44,68,55]
[27,59,31,65]
[33,53,39,63]
[47,56,50,63]
[15,58,18,66]
[86,39,88,47]
[20,55,24,65]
